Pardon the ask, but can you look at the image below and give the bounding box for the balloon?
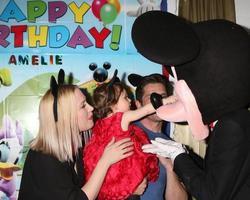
[107,0,121,13]
[91,0,108,20]
[100,4,118,25]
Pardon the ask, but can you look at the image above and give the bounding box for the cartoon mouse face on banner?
[89,62,112,83]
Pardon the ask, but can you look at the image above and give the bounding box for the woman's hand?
[83,138,133,200]
[100,137,134,166]
[133,178,147,195]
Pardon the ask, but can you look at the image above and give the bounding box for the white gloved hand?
[142,138,187,163]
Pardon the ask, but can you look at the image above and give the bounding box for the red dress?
[83,112,159,200]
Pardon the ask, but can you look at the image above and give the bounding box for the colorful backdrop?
[0,0,180,199]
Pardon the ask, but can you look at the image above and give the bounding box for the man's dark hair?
[135,74,173,103]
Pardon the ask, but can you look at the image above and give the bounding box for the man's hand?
[158,156,173,171]
[127,0,159,17]
[142,138,186,162]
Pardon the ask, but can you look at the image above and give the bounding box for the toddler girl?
[83,71,176,200]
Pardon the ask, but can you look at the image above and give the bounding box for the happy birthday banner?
[0,0,124,55]
[0,0,168,106]
[0,0,169,120]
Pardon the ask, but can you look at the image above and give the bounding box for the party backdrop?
[0,0,178,199]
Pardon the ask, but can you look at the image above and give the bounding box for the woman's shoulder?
[27,149,67,168]
[27,149,52,159]
[24,149,73,182]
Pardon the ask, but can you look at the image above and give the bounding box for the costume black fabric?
[132,11,200,66]
[131,11,250,200]
[132,11,250,124]
[174,109,250,200]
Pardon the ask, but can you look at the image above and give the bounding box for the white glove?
[142,138,187,162]
[127,0,159,17]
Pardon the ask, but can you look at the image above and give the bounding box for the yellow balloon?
[108,0,121,13]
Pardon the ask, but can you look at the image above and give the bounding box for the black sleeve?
[174,118,250,200]
[44,159,89,200]
[45,159,88,200]
[76,147,84,188]
[187,147,204,169]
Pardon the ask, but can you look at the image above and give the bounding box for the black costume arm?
[174,117,249,200]
[187,148,204,169]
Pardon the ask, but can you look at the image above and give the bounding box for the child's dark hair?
[93,82,125,119]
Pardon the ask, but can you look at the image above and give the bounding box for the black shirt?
[18,149,89,200]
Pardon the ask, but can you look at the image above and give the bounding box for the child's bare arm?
[121,103,155,131]
[121,95,176,131]
[163,95,177,105]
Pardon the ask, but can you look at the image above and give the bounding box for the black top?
[18,149,89,200]
[18,149,141,200]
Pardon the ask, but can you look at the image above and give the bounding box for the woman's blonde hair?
[31,85,82,162]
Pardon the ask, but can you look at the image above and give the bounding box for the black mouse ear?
[115,77,120,82]
[132,11,200,66]
[68,72,74,85]
[108,69,118,87]
[128,73,143,87]
[120,73,126,83]
[107,69,119,102]
[50,76,58,96]
[103,62,111,70]
[89,63,97,71]
[58,69,65,85]
[50,75,59,122]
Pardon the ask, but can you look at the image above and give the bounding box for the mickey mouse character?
[89,62,111,83]
[131,11,250,200]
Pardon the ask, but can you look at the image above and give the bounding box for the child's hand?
[163,95,177,105]
[101,137,134,166]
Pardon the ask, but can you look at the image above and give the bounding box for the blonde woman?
[18,71,144,200]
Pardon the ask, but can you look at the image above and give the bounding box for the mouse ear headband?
[127,73,143,87]
[107,69,119,86]
[50,69,73,122]
[128,73,167,87]
[107,69,121,102]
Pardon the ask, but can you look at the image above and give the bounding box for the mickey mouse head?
[89,62,111,83]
